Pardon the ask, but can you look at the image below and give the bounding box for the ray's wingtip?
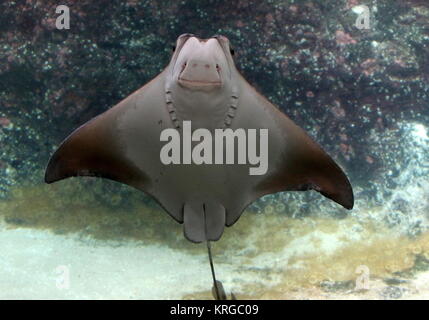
[331,193,354,210]
[44,167,54,184]
[344,199,354,210]
[44,172,54,184]
[44,157,58,184]
[328,178,354,210]
[342,184,354,210]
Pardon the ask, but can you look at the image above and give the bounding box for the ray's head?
[168,34,236,91]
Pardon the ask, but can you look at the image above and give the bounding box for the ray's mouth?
[177,60,222,89]
[178,77,222,87]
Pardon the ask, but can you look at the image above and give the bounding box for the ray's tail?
[207,241,223,300]
[207,241,236,300]
[197,209,234,300]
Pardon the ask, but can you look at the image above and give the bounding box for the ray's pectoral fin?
[270,144,354,209]
[44,106,149,191]
[257,109,354,210]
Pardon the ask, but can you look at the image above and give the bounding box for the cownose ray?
[45,34,354,299]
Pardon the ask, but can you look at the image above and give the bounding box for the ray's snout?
[178,59,222,89]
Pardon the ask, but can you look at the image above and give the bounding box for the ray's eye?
[230,48,235,56]
[171,45,176,52]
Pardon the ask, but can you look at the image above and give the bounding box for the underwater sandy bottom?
[1,209,429,300]
[0,222,210,299]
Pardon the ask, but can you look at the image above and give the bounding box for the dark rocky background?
[0,0,428,215]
